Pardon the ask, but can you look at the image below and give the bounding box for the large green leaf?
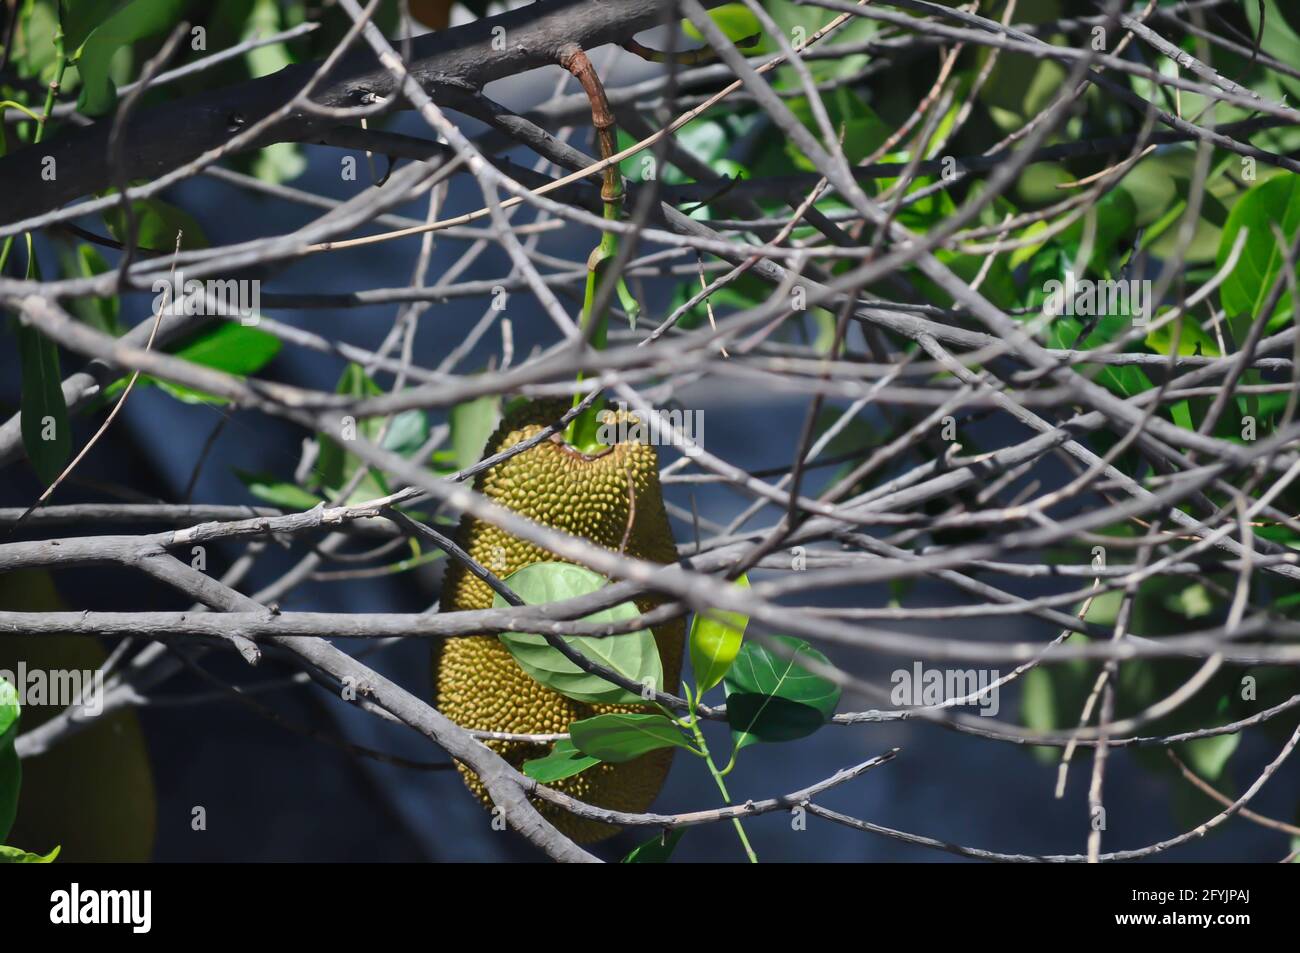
[689,574,750,693]
[521,738,600,783]
[74,0,188,116]
[493,563,663,705]
[102,321,281,406]
[157,322,281,405]
[568,713,693,763]
[724,636,840,749]
[0,677,20,842]
[1217,174,1300,343]
[174,322,279,374]
[61,0,128,52]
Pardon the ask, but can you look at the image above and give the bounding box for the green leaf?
[723,636,840,749]
[74,0,188,116]
[244,0,292,77]
[569,713,694,763]
[622,828,685,863]
[493,563,663,705]
[1165,583,1215,620]
[18,324,71,486]
[14,1,62,82]
[234,470,322,510]
[0,844,59,863]
[521,738,600,783]
[242,0,304,184]
[1217,173,1300,343]
[450,395,500,471]
[105,198,208,252]
[156,322,281,404]
[61,1,127,52]
[0,677,20,842]
[313,363,390,501]
[64,244,121,334]
[175,322,280,375]
[689,574,750,693]
[1246,1,1300,102]
[683,3,761,44]
[1179,733,1240,784]
[381,409,429,457]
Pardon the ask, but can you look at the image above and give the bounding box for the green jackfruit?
[434,399,683,843]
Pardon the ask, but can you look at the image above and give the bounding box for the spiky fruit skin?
[434,399,683,843]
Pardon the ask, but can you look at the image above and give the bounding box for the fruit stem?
[559,46,637,453]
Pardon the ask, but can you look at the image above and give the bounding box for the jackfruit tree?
[0,0,1299,871]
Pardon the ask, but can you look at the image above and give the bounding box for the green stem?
[684,692,758,863]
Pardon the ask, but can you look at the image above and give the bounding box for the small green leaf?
[622,828,685,863]
[683,3,761,45]
[569,713,694,763]
[0,844,60,863]
[0,677,21,842]
[522,738,600,783]
[67,244,121,334]
[723,636,840,749]
[234,470,322,510]
[493,563,663,705]
[1179,733,1240,784]
[381,409,429,456]
[313,364,390,501]
[1165,583,1215,620]
[689,574,750,693]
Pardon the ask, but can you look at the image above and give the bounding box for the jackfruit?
[434,399,683,843]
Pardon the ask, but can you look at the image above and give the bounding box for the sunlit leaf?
[724,636,840,749]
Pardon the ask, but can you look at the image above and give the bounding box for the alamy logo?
[596,405,704,456]
[50,884,151,933]
[1043,271,1152,324]
[151,269,261,323]
[0,663,103,715]
[890,662,1001,716]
